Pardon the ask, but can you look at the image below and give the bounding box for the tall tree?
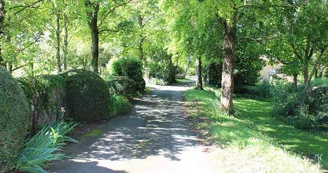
[0,0,5,67]
[267,0,328,96]
[84,0,131,73]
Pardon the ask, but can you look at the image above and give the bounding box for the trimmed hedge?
[112,57,145,92]
[63,69,110,123]
[17,75,66,126]
[0,68,29,172]
[107,76,137,99]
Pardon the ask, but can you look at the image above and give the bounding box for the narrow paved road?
[49,81,214,173]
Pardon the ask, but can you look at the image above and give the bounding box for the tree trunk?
[314,68,318,78]
[55,12,61,72]
[8,61,12,73]
[85,1,99,73]
[221,18,237,115]
[0,0,5,68]
[63,14,68,71]
[196,56,203,90]
[303,60,313,98]
[204,66,209,86]
[318,67,325,78]
[90,25,99,73]
[292,73,298,87]
[138,15,145,64]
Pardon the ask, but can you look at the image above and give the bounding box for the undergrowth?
[16,121,77,173]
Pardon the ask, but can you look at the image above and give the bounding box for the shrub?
[207,63,222,87]
[147,61,176,85]
[109,95,132,115]
[16,121,77,173]
[148,62,162,78]
[234,81,272,99]
[271,83,328,129]
[175,66,186,79]
[112,57,145,92]
[17,75,66,126]
[107,76,137,99]
[150,77,168,86]
[63,69,110,123]
[272,83,304,118]
[257,80,273,98]
[0,67,30,172]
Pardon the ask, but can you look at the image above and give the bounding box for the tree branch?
[290,43,303,61]
[11,0,45,15]
[310,48,326,80]
[97,0,132,28]
[99,28,119,33]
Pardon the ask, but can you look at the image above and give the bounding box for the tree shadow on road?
[49,160,128,173]
[65,89,201,162]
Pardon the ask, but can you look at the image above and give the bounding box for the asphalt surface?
[48,81,215,173]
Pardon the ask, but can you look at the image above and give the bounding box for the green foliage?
[207,63,221,87]
[111,57,145,92]
[63,69,110,123]
[234,80,273,99]
[0,68,30,173]
[185,89,324,172]
[17,75,66,125]
[271,83,328,129]
[107,76,137,99]
[16,121,77,173]
[175,66,186,78]
[109,95,132,115]
[148,62,162,79]
[147,61,177,85]
[257,80,273,98]
[234,42,265,86]
[149,77,168,86]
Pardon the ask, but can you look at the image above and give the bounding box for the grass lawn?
[235,98,328,169]
[185,89,326,172]
[176,78,191,83]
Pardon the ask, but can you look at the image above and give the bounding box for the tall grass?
[16,121,77,173]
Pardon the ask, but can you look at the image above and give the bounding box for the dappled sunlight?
[49,83,214,173]
[73,93,199,161]
[49,159,129,173]
[184,89,323,172]
[234,98,328,168]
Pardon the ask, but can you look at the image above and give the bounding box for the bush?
[271,83,328,129]
[147,61,176,85]
[107,76,137,99]
[234,80,272,99]
[16,121,76,173]
[175,66,186,79]
[63,69,110,123]
[0,68,30,172]
[256,80,273,98]
[17,75,66,126]
[150,77,168,86]
[112,57,145,92]
[207,63,222,87]
[109,95,132,115]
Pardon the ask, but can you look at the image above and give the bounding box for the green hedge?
[107,76,137,99]
[112,57,145,92]
[17,75,66,126]
[0,68,29,172]
[63,69,110,123]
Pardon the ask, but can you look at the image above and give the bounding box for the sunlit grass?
[185,89,324,172]
[235,98,328,168]
[176,78,190,83]
[83,129,103,137]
